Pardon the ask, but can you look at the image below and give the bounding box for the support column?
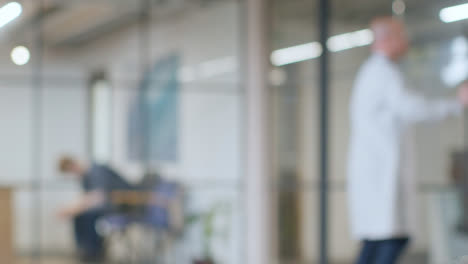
[245,0,272,263]
[318,0,330,263]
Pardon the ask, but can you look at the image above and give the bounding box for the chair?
[96,179,184,264]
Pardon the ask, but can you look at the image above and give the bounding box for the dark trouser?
[356,237,410,264]
[73,209,104,257]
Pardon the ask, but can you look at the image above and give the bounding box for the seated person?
[57,156,134,262]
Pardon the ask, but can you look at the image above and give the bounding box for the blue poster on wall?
[128,54,179,162]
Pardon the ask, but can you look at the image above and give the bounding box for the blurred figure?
[347,17,468,264]
[57,156,134,262]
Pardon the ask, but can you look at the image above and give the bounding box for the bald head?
[371,17,409,61]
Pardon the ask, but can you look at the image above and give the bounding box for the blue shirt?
[82,163,133,192]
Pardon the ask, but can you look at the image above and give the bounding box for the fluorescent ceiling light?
[199,56,236,78]
[178,56,237,83]
[11,46,30,66]
[271,29,373,66]
[327,29,374,52]
[271,42,323,66]
[0,2,22,28]
[440,3,468,23]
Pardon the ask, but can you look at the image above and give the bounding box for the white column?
[245,0,272,263]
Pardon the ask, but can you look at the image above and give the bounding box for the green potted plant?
[187,203,230,264]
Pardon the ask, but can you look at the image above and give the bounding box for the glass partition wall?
[270,0,320,263]
[269,0,468,263]
[2,0,245,263]
[1,0,467,263]
[399,1,467,263]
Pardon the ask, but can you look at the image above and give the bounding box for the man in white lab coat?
[347,17,468,264]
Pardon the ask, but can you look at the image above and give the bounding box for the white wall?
[0,63,88,252]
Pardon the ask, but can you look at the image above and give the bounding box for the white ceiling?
[0,0,466,49]
[0,0,222,47]
[271,0,468,49]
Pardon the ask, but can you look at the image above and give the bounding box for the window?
[90,74,112,164]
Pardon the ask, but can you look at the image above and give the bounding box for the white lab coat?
[347,53,462,240]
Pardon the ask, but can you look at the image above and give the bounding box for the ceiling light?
[0,2,22,28]
[440,3,468,23]
[327,29,374,52]
[392,0,406,15]
[271,42,323,66]
[199,56,236,78]
[11,46,30,66]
